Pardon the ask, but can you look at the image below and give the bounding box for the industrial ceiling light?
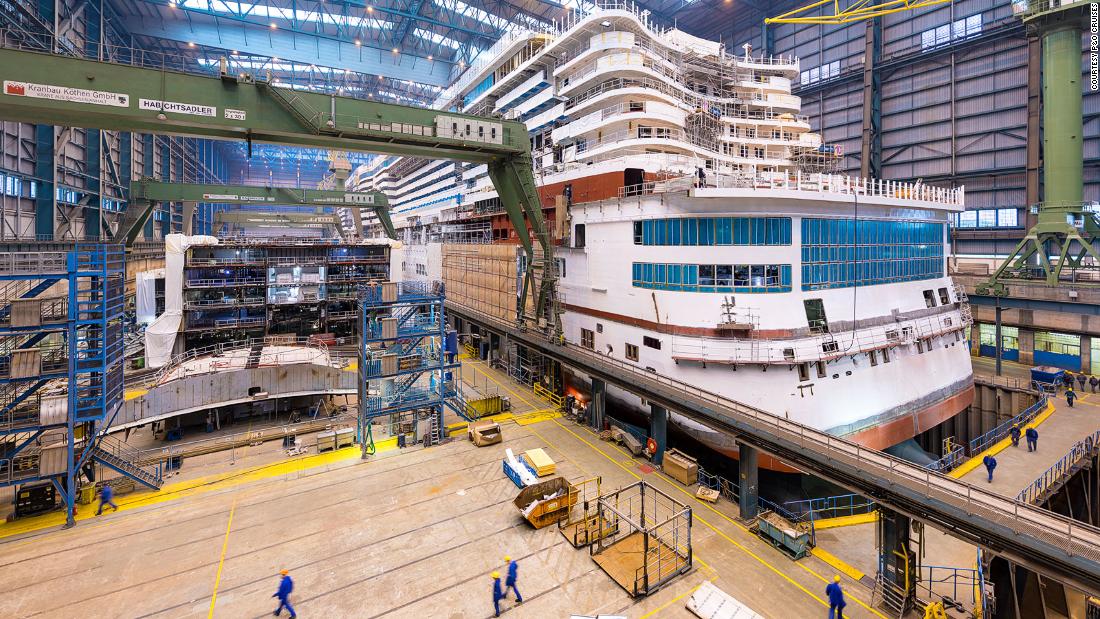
[355,39,361,46]
[600,20,611,27]
[427,55,433,60]
[392,47,398,53]
[367,5,373,12]
[188,41,195,47]
[270,22,277,29]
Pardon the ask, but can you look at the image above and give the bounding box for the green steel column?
[1042,24,1084,207]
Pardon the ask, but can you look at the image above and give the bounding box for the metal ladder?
[424,410,442,447]
[952,282,973,326]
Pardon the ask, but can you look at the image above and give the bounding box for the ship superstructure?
[349,1,974,463]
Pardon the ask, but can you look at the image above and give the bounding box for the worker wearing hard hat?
[503,555,523,604]
[273,569,296,618]
[825,575,846,619]
[491,570,506,617]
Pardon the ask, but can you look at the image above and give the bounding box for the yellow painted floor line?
[207,497,237,618]
[949,401,1056,479]
[639,578,714,619]
[547,419,887,619]
[812,546,865,582]
[813,512,878,530]
[0,438,399,540]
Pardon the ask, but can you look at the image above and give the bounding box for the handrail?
[968,395,1048,455]
[146,337,333,388]
[454,305,1100,575]
[1018,431,1100,505]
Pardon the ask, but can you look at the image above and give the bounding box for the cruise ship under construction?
[348,2,975,474]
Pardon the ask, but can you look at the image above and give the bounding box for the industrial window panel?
[635,217,791,246]
[631,262,792,293]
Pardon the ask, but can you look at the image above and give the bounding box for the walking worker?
[825,575,846,619]
[491,571,505,618]
[983,455,997,483]
[1090,375,1098,393]
[1077,372,1087,391]
[273,569,296,618]
[1067,388,1077,407]
[1063,372,1075,392]
[1009,424,1021,447]
[1026,427,1039,452]
[95,483,118,515]
[503,555,523,604]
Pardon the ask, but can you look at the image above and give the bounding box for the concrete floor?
[0,359,892,619]
[815,370,1100,615]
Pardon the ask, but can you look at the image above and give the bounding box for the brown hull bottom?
[701,383,977,473]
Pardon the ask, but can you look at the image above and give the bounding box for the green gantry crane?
[977,0,1093,296]
[121,179,393,243]
[0,47,560,337]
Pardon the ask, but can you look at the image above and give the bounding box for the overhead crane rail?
[118,180,394,244]
[0,45,560,337]
[765,0,955,24]
[448,305,1100,598]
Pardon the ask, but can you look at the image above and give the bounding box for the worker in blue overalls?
[96,483,118,515]
[1009,424,1021,447]
[825,575,846,619]
[1026,427,1039,452]
[273,569,296,618]
[503,555,523,604]
[983,455,997,483]
[1066,388,1077,408]
[491,571,505,617]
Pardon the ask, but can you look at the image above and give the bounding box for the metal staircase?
[261,82,324,134]
[91,434,162,490]
[358,281,460,456]
[245,342,264,369]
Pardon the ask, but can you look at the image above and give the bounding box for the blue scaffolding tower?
[0,244,161,526]
[357,280,465,457]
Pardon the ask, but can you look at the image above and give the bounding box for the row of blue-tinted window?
[801,218,944,290]
[632,262,792,293]
[633,217,792,246]
[802,218,942,246]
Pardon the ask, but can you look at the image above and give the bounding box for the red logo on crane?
[4,83,26,96]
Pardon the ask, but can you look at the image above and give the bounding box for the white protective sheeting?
[135,268,165,325]
[144,234,218,368]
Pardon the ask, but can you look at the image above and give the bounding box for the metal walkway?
[448,305,1100,597]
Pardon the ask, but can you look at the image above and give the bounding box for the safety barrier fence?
[781,493,878,521]
[1017,431,1100,505]
[968,395,1048,456]
[918,564,982,615]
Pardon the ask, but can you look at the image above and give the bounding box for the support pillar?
[860,17,882,179]
[590,377,605,430]
[738,442,759,520]
[1080,335,1091,374]
[877,509,916,611]
[1018,328,1035,366]
[649,403,667,465]
[182,201,196,235]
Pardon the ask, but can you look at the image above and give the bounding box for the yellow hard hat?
[491,571,501,579]
[503,555,511,562]
[280,569,289,576]
[834,575,841,583]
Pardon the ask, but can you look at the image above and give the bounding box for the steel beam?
[860,17,881,179]
[120,18,452,87]
[0,48,524,161]
[116,180,393,244]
